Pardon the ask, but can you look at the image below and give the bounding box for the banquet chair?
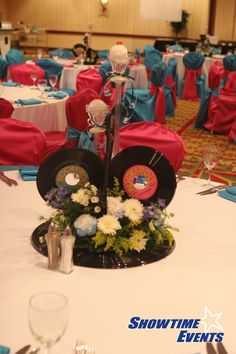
[229,118,236,143]
[0,98,14,118]
[195,60,224,128]
[222,54,236,86]
[66,88,99,151]
[97,50,109,59]
[164,57,178,117]
[0,57,8,80]
[6,49,24,65]
[36,59,63,81]
[122,61,167,125]
[135,48,141,62]
[143,45,163,81]
[8,64,45,85]
[49,49,75,59]
[179,52,205,100]
[168,44,184,52]
[76,68,102,94]
[119,121,185,173]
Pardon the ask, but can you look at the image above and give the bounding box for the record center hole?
[65,173,80,186]
[133,175,147,190]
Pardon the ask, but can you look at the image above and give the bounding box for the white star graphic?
[200,306,224,332]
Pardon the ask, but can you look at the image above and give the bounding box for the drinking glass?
[37,79,47,98]
[28,292,69,354]
[49,75,58,91]
[202,144,221,186]
[31,73,38,87]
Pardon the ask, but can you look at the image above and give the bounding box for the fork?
[75,340,87,354]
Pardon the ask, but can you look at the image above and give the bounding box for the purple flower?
[157,198,166,209]
[45,187,71,209]
[143,206,154,220]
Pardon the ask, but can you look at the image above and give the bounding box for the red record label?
[123,165,158,200]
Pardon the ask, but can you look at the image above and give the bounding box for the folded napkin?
[2,80,18,87]
[60,88,76,96]
[218,186,236,203]
[47,92,67,99]
[15,98,42,106]
[20,168,38,181]
[0,345,10,354]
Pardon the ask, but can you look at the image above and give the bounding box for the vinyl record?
[37,148,104,200]
[109,146,176,206]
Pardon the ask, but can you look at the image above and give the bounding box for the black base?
[31,222,176,269]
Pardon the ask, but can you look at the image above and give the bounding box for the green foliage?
[169,10,190,37]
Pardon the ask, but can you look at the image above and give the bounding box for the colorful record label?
[55,165,89,189]
[123,165,158,200]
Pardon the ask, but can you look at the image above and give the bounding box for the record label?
[55,165,89,189]
[123,165,158,200]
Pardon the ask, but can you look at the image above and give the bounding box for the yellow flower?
[129,230,148,252]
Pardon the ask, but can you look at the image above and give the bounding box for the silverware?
[196,184,227,195]
[28,347,40,354]
[14,345,31,354]
[75,340,87,354]
[0,171,18,186]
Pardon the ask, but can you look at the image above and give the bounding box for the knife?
[196,184,227,195]
[14,345,31,354]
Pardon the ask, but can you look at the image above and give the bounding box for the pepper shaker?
[45,221,59,270]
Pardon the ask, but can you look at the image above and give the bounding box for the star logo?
[201,306,224,332]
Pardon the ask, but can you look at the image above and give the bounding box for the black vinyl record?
[36,148,104,200]
[109,146,176,207]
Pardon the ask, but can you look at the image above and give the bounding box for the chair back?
[143,47,163,69]
[76,68,102,94]
[8,64,45,85]
[223,54,236,72]
[183,52,205,70]
[0,98,14,118]
[49,49,75,59]
[0,118,46,165]
[98,61,112,85]
[0,57,8,80]
[208,61,224,89]
[66,88,99,131]
[6,49,24,65]
[36,59,63,80]
[168,44,184,53]
[150,61,167,87]
[224,71,236,90]
[97,50,109,59]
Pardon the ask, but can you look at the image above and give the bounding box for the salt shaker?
[45,221,59,270]
[59,225,75,274]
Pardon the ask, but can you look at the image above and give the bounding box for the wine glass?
[37,79,47,98]
[49,75,58,91]
[31,73,38,88]
[202,144,221,187]
[28,292,69,354]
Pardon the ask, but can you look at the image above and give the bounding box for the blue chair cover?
[98,61,130,85]
[168,44,184,52]
[179,52,206,99]
[143,47,163,69]
[123,62,166,123]
[6,49,24,65]
[49,49,75,59]
[97,49,109,59]
[223,54,236,71]
[164,57,178,118]
[194,87,219,128]
[36,59,63,80]
[67,126,96,152]
[135,48,141,60]
[0,57,8,80]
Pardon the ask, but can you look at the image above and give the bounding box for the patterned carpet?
[166,99,236,184]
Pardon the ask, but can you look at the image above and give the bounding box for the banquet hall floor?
[166,99,236,184]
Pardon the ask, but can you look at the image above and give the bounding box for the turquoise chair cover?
[223,54,236,71]
[36,59,63,80]
[164,57,178,117]
[135,48,141,60]
[97,49,109,59]
[168,44,184,52]
[67,126,96,153]
[143,46,163,69]
[6,49,24,65]
[194,88,219,128]
[0,57,8,79]
[99,61,130,85]
[123,61,166,124]
[49,49,75,59]
[179,52,206,99]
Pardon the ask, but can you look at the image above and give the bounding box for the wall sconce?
[99,0,109,16]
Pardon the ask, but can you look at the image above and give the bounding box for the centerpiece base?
[31,222,176,269]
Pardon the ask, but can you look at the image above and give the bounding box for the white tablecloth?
[1,86,68,132]
[0,173,235,354]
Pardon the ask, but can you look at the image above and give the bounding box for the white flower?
[91,196,99,203]
[123,199,143,222]
[129,230,148,252]
[107,196,124,218]
[71,189,89,206]
[94,206,101,213]
[74,214,97,236]
[97,214,121,235]
[90,185,98,194]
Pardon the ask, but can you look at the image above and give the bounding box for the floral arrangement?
[41,179,177,257]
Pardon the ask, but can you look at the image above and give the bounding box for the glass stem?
[208,169,212,183]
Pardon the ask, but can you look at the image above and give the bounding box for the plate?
[31,222,176,269]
